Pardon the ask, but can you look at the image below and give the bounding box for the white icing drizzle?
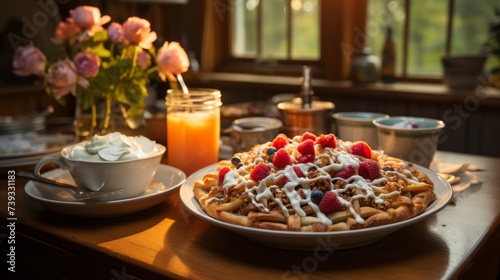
[219,138,420,226]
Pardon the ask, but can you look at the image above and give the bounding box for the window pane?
[262,0,287,58]
[291,0,320,59]
[231,0,258,57]
[407,0,447,76]
[452,0,491,55]
[367,0,405,75]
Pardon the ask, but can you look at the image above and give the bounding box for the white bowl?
[332,112,389,148]
[373,116,445,167]
[34,142,166,200]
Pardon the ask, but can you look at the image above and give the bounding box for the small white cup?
[333,112,389,148]
[373,116,445,167]
[34,142,166,200]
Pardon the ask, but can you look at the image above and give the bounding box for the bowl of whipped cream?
[34,132,166,200]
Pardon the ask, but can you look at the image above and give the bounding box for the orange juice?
[167,111,220,176]
[165,89,222,177]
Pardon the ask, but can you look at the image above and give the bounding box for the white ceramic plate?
[0,133,75,158]
[180,163,453,250]
[0,133,76,167]
[25,164,186,218]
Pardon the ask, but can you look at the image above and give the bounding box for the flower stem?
[91,102,97,132]
[101,94,112,134]
[129,46,139,78]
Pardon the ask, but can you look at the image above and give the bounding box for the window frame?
[203,0,463,83]
[206,0,367,80]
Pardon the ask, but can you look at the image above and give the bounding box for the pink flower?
[70,6,110,30]
[122,17,157,49]
[54,21,80,41]
[137,50,151,71]
[156,41,190,81]
[12,44,46,76]
[47,59,79,99]
[108,22,123,43]
[74,52,100,78]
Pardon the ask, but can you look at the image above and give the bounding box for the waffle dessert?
[193,132,436,232]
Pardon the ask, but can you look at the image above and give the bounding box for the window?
[208,0,493,81]
[230,0,320,61]
[204,0,364,79]
[367,0,495,79]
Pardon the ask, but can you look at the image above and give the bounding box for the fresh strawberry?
[319,191,343,214]
[297,139,315,155]
[218,167,231,185]
[316,134,336,149]
[300,132,317,142]
[292,165,305,177]
[296,153,315,164]
[273,148,292,168]
[334,165,356,180]
[272,134,288,150]
[359,160,380,180]
[250,162,270,181]
[351,141,372,158]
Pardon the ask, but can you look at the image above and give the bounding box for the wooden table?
[1,151,499,280]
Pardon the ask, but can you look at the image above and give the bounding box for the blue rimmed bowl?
[332,112,389,148]
[373,116,445,167]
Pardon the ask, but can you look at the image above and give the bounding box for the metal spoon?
[18,171,123,200]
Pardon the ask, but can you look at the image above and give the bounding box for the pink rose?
[73,53,101,78]
[137,50,151,71]
[156,41,190,81]
[70,6,110,30]
[54,21,80,41]
[73,52,100,78]
[47,59,79,99]
[108,22,123,43]
[12,44,46,76]
[122,17,157,49]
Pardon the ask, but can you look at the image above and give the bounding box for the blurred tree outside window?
[367,0,496,78]
[228,0,495,80]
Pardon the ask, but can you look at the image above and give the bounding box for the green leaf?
[92,45,112,58]
[92,30,108,43]
[123,45,140,60]
[124,82,148,105]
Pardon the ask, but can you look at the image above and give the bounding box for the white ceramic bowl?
[332,112,389,148]
[34,142,166,200]
[373,116,445,167]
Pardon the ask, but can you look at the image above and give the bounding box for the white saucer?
[24,164,186,218]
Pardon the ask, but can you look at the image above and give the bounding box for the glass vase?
[74,95,145,140]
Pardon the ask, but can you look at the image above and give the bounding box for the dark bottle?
[381,26,396,83]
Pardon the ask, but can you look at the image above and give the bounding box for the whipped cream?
[70,132,158,161]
